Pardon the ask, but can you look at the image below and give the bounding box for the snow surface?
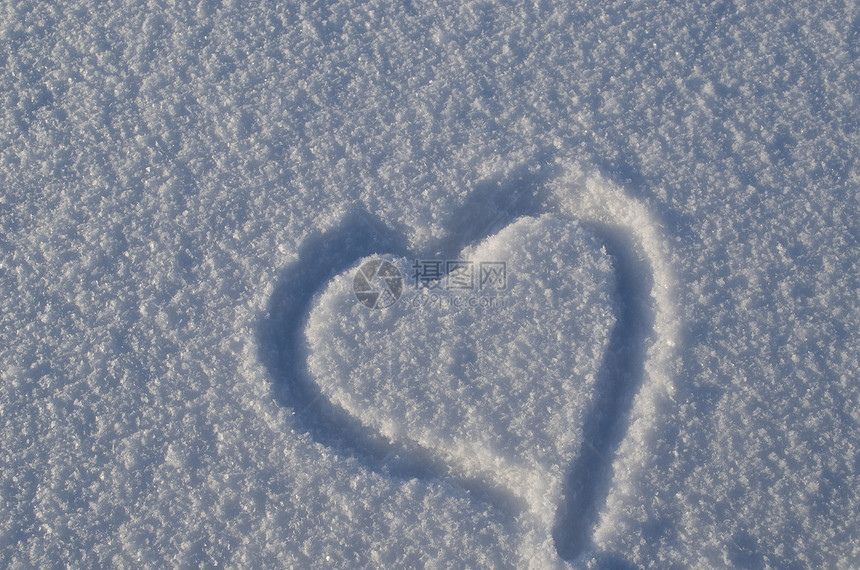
[1,0,858,567]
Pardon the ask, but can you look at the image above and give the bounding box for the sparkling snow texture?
[1,0,857,567]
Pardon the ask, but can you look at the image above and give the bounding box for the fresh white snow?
[1,0,858,567]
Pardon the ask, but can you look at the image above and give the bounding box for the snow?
[1,0,858,567]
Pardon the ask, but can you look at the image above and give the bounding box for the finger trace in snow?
[307,215,615,520]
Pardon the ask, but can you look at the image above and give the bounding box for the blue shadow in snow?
[256,209,414,471]
[552,220,655,562]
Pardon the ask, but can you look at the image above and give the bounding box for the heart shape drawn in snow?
[305,214,618,526]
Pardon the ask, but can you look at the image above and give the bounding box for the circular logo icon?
[353,259,403,309]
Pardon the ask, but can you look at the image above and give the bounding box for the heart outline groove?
[257,163,678,566]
